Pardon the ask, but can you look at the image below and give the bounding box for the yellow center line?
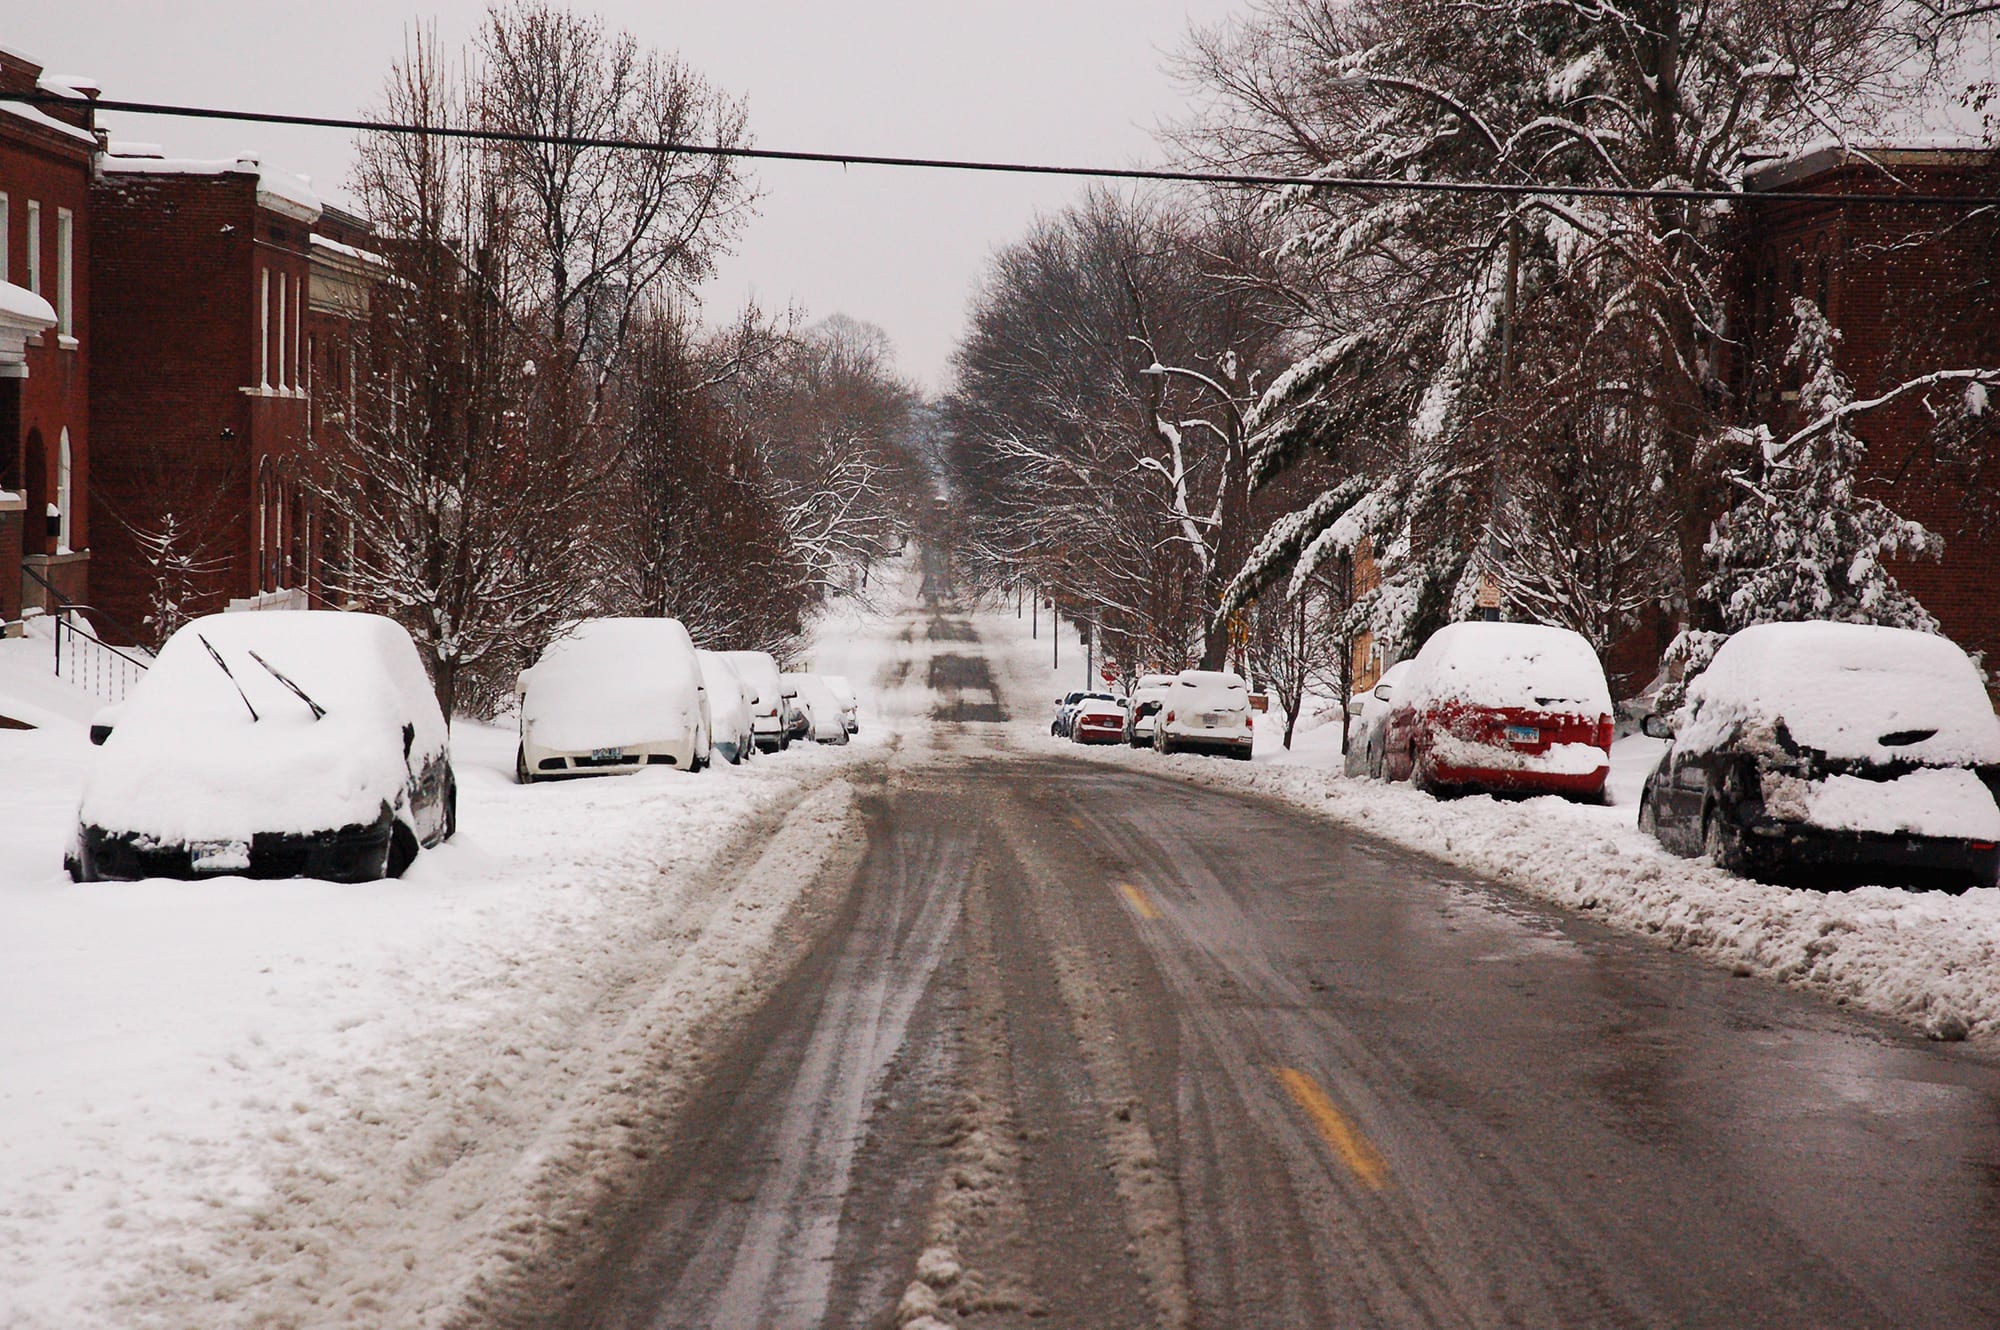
[1274,1066,1389,1190]
[1118,882,1162,920]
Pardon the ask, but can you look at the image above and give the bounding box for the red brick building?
[0,47,94,633]
[1733,143,2000,675]
[88,144,378,642]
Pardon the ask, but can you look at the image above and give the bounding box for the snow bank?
[0,560,917,1328]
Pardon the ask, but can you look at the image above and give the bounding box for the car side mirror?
[88,704,121,746]
[1640,712,1674,740]
[89,722,114,746]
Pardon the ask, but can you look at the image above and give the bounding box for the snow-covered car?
[1638,622,2000,889]
[1383,622,1613,799]
[1071,695,1129,745]
[1123,673,1177,747]
[696,649,757,765]
[785,672,851,744]
[822,673,860,734]
[516,618,711,782]
[67,611,455,883]
[1154,670,1255,759]
[722,650,796,753]
[1053,690,1117,738]
[1344,659,1414,778]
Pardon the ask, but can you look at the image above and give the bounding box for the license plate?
[592,747,624,762]
[1504,725,1540,744]
[190,839,251,873]
[1200,712,1222,726]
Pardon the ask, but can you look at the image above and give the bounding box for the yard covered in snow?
[0,560,913,1329]
[976,598,2000,1046]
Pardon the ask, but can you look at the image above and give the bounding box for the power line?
[6,89,1998,210]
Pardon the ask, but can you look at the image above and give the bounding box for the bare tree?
[478,0,755,401]
[313,28,595,718]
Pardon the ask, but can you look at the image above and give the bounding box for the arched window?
[289,489,307,589]
[56,427,72,553]
[258,458,277,592]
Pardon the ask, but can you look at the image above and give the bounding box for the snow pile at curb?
[0,724,872,1330]
[1109,747,2000,1044]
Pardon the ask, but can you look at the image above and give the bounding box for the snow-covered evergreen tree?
[1703,299,1941,633]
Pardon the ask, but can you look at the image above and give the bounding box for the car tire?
[1637,792,1658,837]
[515,744,535,785]
[1703,806,1742,873]
[1233,746,1253,762]
[386,819,421,878]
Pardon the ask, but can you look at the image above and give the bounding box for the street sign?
[1100,665,1117,684]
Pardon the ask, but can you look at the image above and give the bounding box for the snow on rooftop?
[309,233,387,266]
[1745,137,1995,191]
[100,151,322,223]
[0,98,96,146]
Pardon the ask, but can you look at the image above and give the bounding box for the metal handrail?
[19,564,151,701]
[20,562,149,647]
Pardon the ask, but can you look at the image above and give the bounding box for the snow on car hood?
[1682,622,2000,767]
[523,619,702,753]
[1405,622,1611,715]
[77,612,445,843]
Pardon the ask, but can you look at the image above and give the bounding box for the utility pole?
[1053,605,1060,671]
[1032,588,1038,639]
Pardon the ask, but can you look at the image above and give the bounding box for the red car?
[1382,622,1614,800]
[1070,696,1129,745]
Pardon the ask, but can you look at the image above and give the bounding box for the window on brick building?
[260,268,271,389]
[55,209,73,340]
[0,194,9,284]
[26,200,40,295]
[277,273,288,390]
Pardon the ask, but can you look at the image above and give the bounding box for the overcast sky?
[13,2,1245,393]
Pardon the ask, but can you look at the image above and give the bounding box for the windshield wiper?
[247,649,326,721]
[197,634,259,722]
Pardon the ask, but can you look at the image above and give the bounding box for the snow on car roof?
[78,612,444,843]
[523,618,702,752]
[1076,697,1127,715]
[720,651,781,706]
[1404,622,1611,714]
[1688,621,2000,765]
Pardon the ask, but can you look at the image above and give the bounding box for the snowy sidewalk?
[975,598,2000,1047]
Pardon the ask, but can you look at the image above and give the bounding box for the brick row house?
[89,147,386,641]
[1731,144,2000,676]
[0,46,93,635]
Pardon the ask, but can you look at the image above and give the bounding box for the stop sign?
[1100,664,1117,684]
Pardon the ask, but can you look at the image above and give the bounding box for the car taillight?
[1598,717,1614,749]
[1164,711,1175,725]
[1974,841,1997,851]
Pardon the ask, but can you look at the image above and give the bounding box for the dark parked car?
[68,612,455,882]
[1638,622,2000,889]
